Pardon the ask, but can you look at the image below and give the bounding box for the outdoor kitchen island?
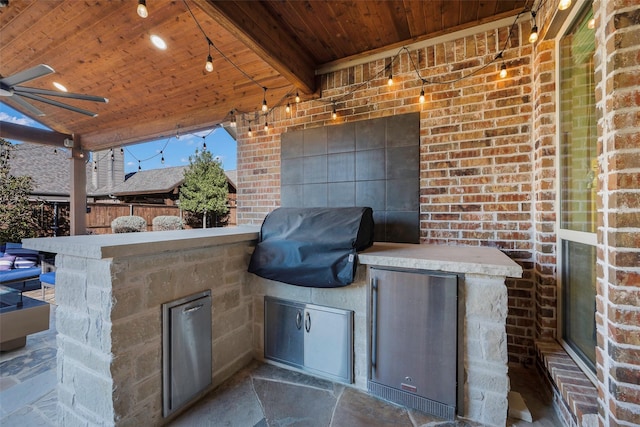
[23,227,521,427]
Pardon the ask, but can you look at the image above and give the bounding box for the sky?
[0,102,237,173]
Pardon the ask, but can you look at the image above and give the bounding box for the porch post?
[70,144,87,235]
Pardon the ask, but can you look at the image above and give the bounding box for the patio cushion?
[0,255,15,271]
[0,267,41,284]
[4,248,40,269]
[40,271,56,284]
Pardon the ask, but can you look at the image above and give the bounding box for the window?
[557,4,597,380]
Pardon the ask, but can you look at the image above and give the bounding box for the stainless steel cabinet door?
[370,268,457,405]
[168,294,212,415]
[264,297,304,366]
[303,304,353,382]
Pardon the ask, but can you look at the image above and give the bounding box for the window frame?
[554,0,598,386]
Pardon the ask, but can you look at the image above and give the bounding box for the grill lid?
[248,207,374,288]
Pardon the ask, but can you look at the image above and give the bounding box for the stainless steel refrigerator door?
[166,293,212,416]
[370,268,457,406]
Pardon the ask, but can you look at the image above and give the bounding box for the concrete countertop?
[24,228,522,278]
[359,242,523,278]
[22,226,261,260]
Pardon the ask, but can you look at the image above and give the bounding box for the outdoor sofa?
[0,243,45,292]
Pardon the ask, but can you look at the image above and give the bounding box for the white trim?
[557,229,597,246]
[316,15,527,75]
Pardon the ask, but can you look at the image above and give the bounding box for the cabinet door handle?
[296,310,302,330]
[183,304,203,314]
[305,311,311,333]
[371,276,378,369]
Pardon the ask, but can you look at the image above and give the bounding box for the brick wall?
[236,20,538,364]
[531,35,558,345]
[594,0,640,424]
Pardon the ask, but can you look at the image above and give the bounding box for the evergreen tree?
[0,138,38,242]
[179,150,229,228]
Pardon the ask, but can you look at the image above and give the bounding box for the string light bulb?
[529,25,538,43]
[332,104,337,120]
[248,126,253,137]
[205,40,214,72]
[93,161,97,171]
[286,103,291,114]
[137,0,148,18]
[138,160,141,171]
[53,148,57,155]
[419,89,425,104]
[558,0,571,10]
[500,63,508,78]
[205,54,213,72]
[295,92,300,103]
[388,74,393,86]
[230,111,236,128]
[161,151,165,164]
[529,11,538,43]
[120,147,124,154]
[261,87,268,112]
[264,121,269,132]
[202,137,207,150]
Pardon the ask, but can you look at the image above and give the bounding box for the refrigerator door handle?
[371,276,378,370]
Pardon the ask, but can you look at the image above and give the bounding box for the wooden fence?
[86,203,183,234]
[32,201,237,236]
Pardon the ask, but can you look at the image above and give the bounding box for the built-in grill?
[248,207,374,288]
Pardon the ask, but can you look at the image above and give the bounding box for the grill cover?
[248,207,374,288]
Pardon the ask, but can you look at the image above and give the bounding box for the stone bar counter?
[24,229,521,427]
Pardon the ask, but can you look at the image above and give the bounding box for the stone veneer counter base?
[24,228,522,427]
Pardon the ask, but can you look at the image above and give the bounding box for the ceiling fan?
[0,64,108,117]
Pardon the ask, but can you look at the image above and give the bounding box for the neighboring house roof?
[110,166,237,197]
[109,166,188,196]
[225,169,237,189]
[8,142,236,200]
[8,142,76,198]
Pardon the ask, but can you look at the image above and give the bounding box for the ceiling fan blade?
[14,86,108,103]
[8,95,45,116]
[1,64,54,87]
[18,92,98,117]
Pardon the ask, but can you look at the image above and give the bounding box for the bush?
[111,216,147,233]
[152,216,183,231]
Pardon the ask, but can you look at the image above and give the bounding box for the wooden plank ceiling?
[0,0,528,151]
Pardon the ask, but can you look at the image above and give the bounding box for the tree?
[0,138,38,242]
[179,150,229,228]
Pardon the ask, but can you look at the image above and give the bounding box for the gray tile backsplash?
[281,112,419,243]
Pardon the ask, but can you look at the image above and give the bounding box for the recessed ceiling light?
[150,34,167,50]
[53,82,68,92]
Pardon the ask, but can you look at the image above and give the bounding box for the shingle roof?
[109,166,188,196]
[8,143,76,197]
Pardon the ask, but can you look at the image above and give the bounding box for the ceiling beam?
[0,121,74,147]
[198,0,317,95]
